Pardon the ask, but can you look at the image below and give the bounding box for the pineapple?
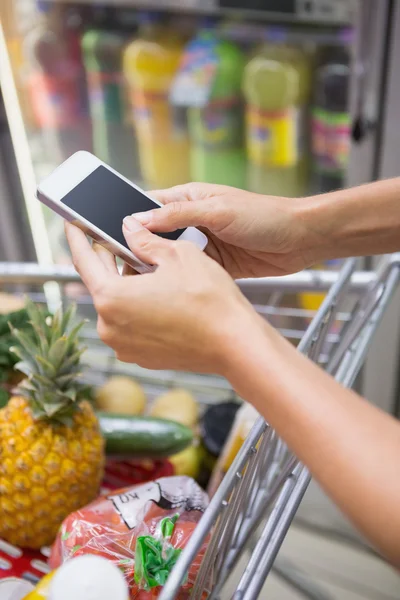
[0,300,104,549]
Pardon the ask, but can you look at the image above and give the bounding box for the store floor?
[222,523,400,599]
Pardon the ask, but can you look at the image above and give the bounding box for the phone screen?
[61,166,184,250]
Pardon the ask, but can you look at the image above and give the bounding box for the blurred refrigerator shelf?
[28,0,356,25]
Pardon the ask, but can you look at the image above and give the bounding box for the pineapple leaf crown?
[10,299,90,425]
[0,307,32,378]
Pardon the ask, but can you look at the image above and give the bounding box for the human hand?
[134,183,322,279]
[65,219,264,373]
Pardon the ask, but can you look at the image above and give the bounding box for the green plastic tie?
[134,514,186,590]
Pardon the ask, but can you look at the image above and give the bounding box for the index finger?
[65,222,111,295]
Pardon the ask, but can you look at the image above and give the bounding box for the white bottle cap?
[48,555,129,600]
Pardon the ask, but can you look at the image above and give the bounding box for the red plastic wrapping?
[50,476,209,599]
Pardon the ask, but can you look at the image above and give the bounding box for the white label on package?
[108,477,209,530]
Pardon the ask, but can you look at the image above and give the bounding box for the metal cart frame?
[1,255,399,599]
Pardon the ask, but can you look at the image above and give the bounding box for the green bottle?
[187,21,246,187]
[81,24,139,180]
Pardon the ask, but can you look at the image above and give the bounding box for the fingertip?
[123,216,145,233]
[134,211,152,225]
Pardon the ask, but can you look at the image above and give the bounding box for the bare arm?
[222,319,400,568]
[301,177,400,264]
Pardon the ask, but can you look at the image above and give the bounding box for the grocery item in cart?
[168,443,202,480]
[0,301,104,549]
[23,555,129,600]
[243,30,312,197]
[104,458,174,489]
[207,402,259,496]
[96,376,147,415]
[50,476,209,599]
[99,413,193,458]
[149,388,199,429]
[123,11,190,188]
[199,401,240,486]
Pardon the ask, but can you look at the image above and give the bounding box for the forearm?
[299,178,400,264]
[223,318,400,566]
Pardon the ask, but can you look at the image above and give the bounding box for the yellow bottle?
[123,12,190,189]
[243,38,312,197]
[207,403,259,497]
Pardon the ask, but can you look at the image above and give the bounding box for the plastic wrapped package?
[50,476,209,599]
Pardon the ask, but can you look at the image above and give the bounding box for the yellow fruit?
[169,444,201,479]
[0,397,104,548]
[0,301,104,549]
[150,388,199,428]
[96,376,147,415]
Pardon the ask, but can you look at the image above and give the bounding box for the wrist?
[297,179,400,264]
[217,304,290,398]
[293,194,344,266]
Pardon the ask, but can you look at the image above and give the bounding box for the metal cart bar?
[0,261,376,292]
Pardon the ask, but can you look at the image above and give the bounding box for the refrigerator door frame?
[0,91,36,262]
[0,18,54,267]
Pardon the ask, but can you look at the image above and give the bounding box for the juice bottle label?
[170,37,218,108]
[87,71,124,122]
[246,106,298,167]
[192,98,243,150]
[311,107,351,174]
[132,90,187,141]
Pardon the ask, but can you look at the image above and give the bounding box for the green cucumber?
[98,413,193,458]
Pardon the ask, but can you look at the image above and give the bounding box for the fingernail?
[123,216,143,232]
[134,211,152,225]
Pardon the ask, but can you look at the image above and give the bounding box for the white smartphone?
[36,151,208,274]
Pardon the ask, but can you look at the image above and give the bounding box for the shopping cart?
[0,255,399,599]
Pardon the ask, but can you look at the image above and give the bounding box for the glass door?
[1,0,361,270]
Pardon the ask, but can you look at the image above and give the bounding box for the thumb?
[134,200,217,233]
[122,216,173,266]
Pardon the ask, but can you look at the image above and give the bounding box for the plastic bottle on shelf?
[123,11,190,189]
[24,1,91,163]
[23,555,129,600]
[186,19,246,187]
[300,46,351,312]
[243,30,312,197]
[311,45,351,193]
[81,14,140,179]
